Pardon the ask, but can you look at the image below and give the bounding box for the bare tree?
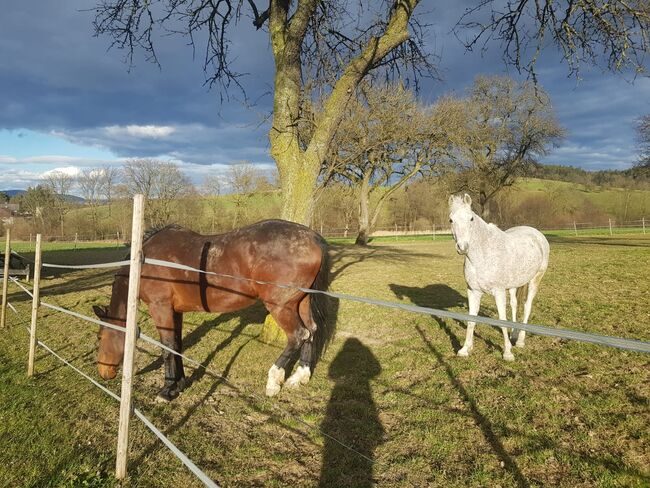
[44,171,75,237]
[123,159,194,226]
[201,175,223,233]
[226,162,261,228]
[78,168,104,237]
[94,0,435,224]
[460,1,650,78]
[636,115,650,174]
[100,165,121,216]
[93,1,649,226]
[15,186,58,234]
[324,84,460,245]
[450,75,565,218]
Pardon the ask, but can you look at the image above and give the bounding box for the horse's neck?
[109,275,129,321]
[467,215,504,262]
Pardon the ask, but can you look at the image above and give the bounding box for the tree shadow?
[547,235,650,248]
[137,302,268,381]
[390,283,500,352]
[318,338,383,488]
[415,325,530,488]
[329,244,440,282]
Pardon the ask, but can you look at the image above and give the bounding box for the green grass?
[1,236,649,487]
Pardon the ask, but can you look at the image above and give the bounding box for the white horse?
[448,194,549,361]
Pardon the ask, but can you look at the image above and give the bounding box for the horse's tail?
[310,240,336,366]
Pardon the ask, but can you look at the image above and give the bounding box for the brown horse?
[93,220,332,400]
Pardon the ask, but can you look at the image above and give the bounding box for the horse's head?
[448,193,475,255]
[93,305,126,380]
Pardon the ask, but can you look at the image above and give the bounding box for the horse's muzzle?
[455,242,468,255]
[98,363,118,380]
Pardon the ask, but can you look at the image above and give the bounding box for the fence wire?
[8,291,220,488]
[12,252,649,354]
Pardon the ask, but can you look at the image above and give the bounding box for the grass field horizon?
[1,234,648,487]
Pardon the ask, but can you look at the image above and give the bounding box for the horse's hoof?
[515,341,525,348]
[265,383,282,397]
[503,352,515,361]
[457,349,469,357]
[285,365,311,389]
[156,390,177,402]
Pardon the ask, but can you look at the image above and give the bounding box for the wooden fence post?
[609,218,613,236]
[115,194,145,480]
[1,226,11,329]
[27,234,42,377]
[643,217,646,235]
[573,221,577,236]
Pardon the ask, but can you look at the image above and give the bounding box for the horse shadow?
[389,283,500,352]
[319,337,383,488]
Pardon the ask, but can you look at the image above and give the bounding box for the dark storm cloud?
[0,1,274,128]
[1,0,649,184]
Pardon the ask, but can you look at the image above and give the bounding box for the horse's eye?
[449,219,453,223]
[471,217,474,222]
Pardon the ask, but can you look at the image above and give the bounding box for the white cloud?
[105,124,176,139]
[42,166,82,177]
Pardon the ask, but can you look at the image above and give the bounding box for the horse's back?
[138,220,327,312]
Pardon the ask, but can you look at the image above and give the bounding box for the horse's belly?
[171,281,257,313]
[464,254,541,293]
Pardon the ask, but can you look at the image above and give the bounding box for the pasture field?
[0,235,648,487]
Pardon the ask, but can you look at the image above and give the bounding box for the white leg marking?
[285,365,312,389]
[458,289,482,357]
[265,364,286,397]
[496,290,514,361]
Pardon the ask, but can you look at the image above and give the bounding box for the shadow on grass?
[329,244,441,282]
[319,337,383,488]
[130,297,341,474]
[415,325,530,488]
[138,302,268,381]
[389,283,500,352]
[547,235,650,248]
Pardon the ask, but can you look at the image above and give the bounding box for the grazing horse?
[93,220,333,400]
[448,194,549,361]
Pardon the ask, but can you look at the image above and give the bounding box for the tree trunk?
[355,173,371,245]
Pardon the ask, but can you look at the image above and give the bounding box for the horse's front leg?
[458,288,482,357]
[150,305,186,401]
[495,290,514,361]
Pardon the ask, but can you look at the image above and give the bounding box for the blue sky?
[1,1,649,191]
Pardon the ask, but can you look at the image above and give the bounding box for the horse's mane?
[142,224,184,244]
[121,225,184,259]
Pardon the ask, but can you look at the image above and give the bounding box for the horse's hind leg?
[516,269,546,347]
[495,289,515,361]
[285,295,315,389]
[149,303,186,401]
[458,288,482,357]
[508,287,519,343]
[265,303,308,397]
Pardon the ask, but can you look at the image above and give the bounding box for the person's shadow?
[319,338,383,488]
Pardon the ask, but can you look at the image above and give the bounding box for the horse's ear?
[93,305,107,318]
[448,195,455,206]
[463,193,472,206]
